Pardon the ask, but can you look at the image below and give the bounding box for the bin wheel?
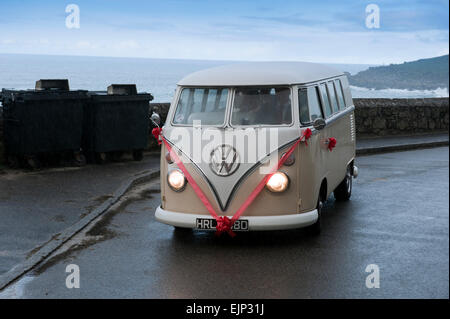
[112,151,124,162]
[95,152,107,165]
[26,156,41,170]
[132,150,144,161]
[7,155,20,169]
[73,153,87,167]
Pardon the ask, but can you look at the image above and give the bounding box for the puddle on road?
[31,182,158,275]
[83,194,114,214]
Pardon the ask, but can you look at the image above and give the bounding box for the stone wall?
[0,107,3,165]
[148,98,449,137]
[353,98,449,137]
[0,98,448,164]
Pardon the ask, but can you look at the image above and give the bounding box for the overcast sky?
[0,0,448,64]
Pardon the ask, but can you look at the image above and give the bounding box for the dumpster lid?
[107,84,137,95]
[35,79,70,91]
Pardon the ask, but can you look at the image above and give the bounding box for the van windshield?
[231,87,292,125]
[173,88,228,125]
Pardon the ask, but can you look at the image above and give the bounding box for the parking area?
[0,147,448,298]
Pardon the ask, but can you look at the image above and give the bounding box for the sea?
[0,53,448,103]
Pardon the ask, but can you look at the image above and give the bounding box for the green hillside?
[348,55,449,90]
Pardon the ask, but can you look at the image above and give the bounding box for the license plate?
[196,218,249,231]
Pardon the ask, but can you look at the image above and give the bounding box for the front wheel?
[307,198,323,235]
[334,165,352,201]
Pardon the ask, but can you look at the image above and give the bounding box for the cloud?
[0,0,447,64]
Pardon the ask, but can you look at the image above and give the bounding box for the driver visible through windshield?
[231,87,292,125]
[172,86,292,126]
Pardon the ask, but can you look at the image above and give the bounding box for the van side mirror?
[312,118,326,130]
[150,112,161,126]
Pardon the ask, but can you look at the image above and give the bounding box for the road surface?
[1,147,448,298]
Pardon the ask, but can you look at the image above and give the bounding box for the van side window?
[327,81,339,113]
[299,87,323,124]
[334,79,346,110]
[319,83,332,118]
[298,89,310,124]
[309,86,323,122]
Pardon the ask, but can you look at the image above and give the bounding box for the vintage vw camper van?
[154,62,358,234]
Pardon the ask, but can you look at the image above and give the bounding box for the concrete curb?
[0,168,160,291]
[356,140,449,156]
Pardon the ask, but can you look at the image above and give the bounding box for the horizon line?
[1,51,448,66]
[0,52,382,66]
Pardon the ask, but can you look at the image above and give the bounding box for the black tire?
[73,153,87,167]
[111,151,124,162]
[132,150,144,161]
[307,198,323,235]
[334,165,352,201]
[84,151,95,164]
[95,152,107,165]
[26,155,41,170]
[7,155,20,169]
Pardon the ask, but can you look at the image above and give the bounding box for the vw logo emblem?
[209,145,240,176]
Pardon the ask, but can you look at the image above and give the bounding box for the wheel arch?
[319,178,328,202]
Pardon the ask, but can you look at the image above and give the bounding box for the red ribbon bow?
[327,137,337,151]
[302,128,312,145]
[152,127,163,145]
[215,216,236,237]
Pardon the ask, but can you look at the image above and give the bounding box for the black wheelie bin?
[1,79,88,168]
[83,84,153,164]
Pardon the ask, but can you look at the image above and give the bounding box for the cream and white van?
[154,62,358,234]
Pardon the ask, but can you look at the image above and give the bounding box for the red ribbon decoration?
[327,137,337,151]
[302,128,312,146]
[215,216,236,237]
[157,128,312,237]
[152,127,163,145]
[161,135,227,235]
[228,128,312,229]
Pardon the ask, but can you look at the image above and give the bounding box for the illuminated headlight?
[266,172,289,193]
[167,169,186,192]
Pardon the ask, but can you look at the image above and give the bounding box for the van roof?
[178,62,344,86]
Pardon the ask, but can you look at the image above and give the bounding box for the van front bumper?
[155,206,318,231]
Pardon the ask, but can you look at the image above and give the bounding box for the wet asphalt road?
[0,155,160,276]
[1,147,448,298]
